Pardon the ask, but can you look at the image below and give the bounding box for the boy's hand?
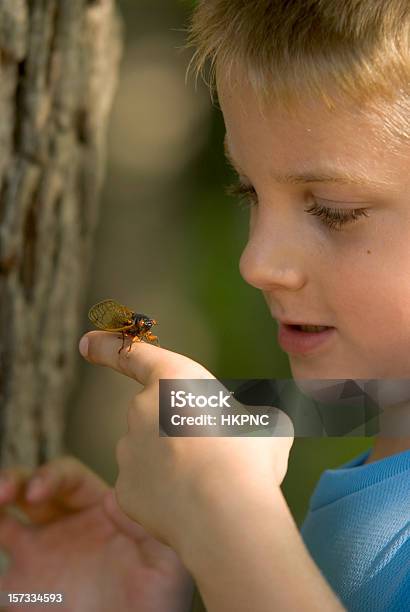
[79,331,294,556]
[0,456,194,612]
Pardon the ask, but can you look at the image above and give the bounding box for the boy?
[0,1,409,610]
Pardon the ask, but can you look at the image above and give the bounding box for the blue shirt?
[300,447,410,611]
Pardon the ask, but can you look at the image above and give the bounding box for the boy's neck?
[363,436,410,464]
[363,397,410,464]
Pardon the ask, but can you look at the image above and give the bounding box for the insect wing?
[88,299,136,331]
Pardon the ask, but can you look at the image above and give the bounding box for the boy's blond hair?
[186,0,410,145]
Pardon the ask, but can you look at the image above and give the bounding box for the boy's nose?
[239,231,306,292]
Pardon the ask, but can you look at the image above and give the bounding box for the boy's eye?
[303,200,370,232]
[224,181,370,232]
[225,181,259,209]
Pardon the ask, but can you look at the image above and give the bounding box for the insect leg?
[118,331,126,354]
[127,335,142,352]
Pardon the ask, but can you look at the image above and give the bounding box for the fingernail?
[26,477,45,501]
[79,335,89,358]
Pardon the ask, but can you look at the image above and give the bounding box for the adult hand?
[0,455,194,612]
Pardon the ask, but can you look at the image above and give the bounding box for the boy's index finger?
[79,330,165,386]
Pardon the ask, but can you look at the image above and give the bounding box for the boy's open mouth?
[277,323,336,354]
[284,323,334,333]
[288,324,330,333]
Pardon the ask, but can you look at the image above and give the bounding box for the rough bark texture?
[0,0,122,467]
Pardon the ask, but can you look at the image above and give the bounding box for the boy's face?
[218,77,410,379]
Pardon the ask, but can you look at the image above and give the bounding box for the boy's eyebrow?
[223,136,389,188]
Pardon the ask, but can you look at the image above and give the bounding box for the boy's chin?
[293,377,410,411]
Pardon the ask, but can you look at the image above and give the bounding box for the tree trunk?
[0,0,122,467]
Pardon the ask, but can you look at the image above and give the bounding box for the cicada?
[88,299,159,354]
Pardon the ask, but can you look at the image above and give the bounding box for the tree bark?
[0,0,122,467]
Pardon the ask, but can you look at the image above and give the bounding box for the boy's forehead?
[223,134,388,189]
[219,80,409,189]
[217,71,409,147]
[220,79,380,145]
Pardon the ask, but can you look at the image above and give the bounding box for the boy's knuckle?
[127,399,142,431]
[115,436,128,465]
